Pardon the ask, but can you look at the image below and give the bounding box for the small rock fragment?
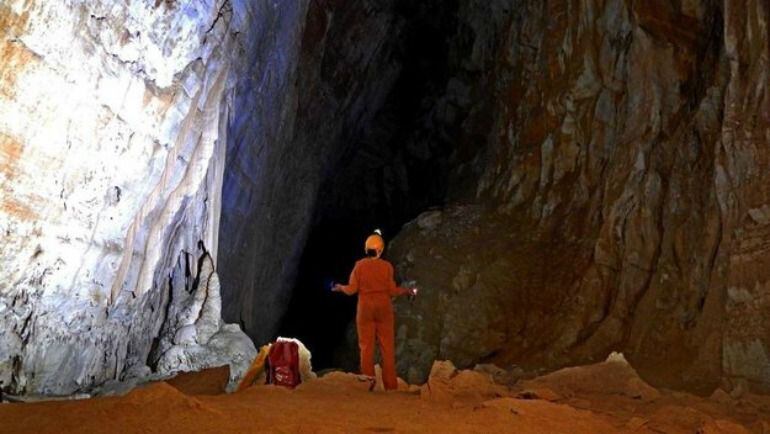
[515,387,561,402]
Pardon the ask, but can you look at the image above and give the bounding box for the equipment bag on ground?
[266,339,301,388]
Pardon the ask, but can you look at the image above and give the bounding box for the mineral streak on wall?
[0,0,245,395]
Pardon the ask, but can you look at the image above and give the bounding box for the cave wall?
[218,0,403,344]
[386,0,770,395]
[0,0,408,396]
[1,0,767,398]
[0,0,256,395]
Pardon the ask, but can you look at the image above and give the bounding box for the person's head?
[365,229,385,258]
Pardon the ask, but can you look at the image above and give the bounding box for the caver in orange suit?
[334,232,415,390]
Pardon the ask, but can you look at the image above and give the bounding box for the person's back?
[332,231,417,390]
[348,257,405,297]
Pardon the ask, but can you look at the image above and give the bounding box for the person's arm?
[387,263,416,297]
[334,264,360,295]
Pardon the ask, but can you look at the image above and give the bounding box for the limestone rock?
[420,360,459,403]
[156,324,256,393]
[606,352,629,364]
[152,255,257,392]
[416,211,443,231]
[420,360,506,403]
[386,0,770,395]
[0,0,254,396]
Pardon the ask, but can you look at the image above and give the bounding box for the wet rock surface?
[383,0,770,395]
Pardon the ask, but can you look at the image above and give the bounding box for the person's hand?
[332,283,343,292]
[409,287,419,297]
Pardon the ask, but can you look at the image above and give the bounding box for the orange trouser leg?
[376,300,398,390]
[356,301,377,378]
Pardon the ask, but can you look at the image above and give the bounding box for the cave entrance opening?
[276,0,461,371]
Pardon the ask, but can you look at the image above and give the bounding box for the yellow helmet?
[365,229,385,257]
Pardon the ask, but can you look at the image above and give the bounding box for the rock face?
[419,360,506,403]
[0,0,417,396]
[217,0,403,344]
[387,0,770,395]
[0,0,430,396]
[0,0,255,395]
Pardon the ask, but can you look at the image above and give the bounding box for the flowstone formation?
[149,254,256,393]
[0,0,255,395]
[383,0,770,395]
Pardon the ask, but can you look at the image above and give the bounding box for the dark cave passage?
[277,0,461,370]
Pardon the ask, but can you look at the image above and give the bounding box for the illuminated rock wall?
[0,0,253,395]
[0,0,401,395]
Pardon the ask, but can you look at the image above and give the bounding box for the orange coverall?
[340,257,410,390]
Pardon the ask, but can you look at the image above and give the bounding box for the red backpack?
[266,340,301,388]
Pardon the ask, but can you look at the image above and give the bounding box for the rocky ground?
[1,356,768,433]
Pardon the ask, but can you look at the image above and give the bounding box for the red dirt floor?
[1,358,769,433]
